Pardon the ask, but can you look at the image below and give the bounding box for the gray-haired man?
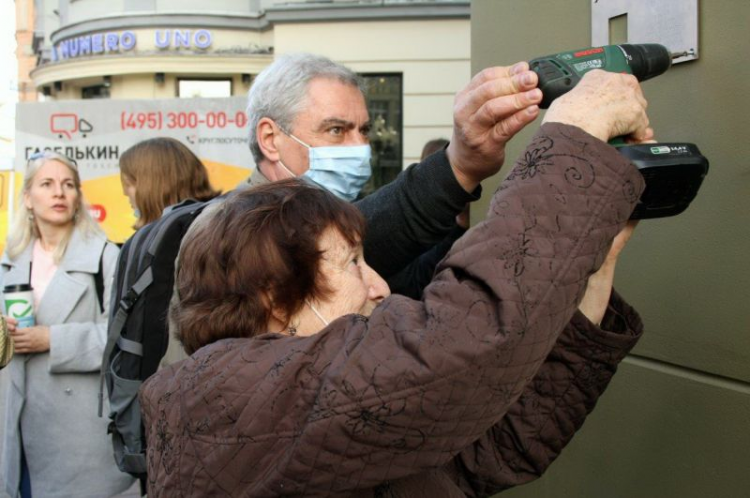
[244,52,542,289]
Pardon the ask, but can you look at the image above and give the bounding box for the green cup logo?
[3,284,35,328]
[7,299,33,319]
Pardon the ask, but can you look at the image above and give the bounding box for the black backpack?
[99,196,224,482]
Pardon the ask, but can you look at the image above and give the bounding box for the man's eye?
[360,126,372,136]
[328,127,344,136]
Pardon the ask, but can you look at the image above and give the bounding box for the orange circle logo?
[89,204,106,222]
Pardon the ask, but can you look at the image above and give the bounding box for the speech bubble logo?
[50,113,79,139]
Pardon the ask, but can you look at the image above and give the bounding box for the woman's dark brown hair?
[172,179,366,354]
[119,137,221,228]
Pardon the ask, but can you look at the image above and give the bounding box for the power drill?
[530,44,708,219]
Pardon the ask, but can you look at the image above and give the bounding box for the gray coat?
[0,228,135,497]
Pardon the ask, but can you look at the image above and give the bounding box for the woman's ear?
[264,291,291,334]
[268,308,299,335]
[23,190,32,212]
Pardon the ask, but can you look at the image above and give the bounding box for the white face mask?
[278,132,372,201]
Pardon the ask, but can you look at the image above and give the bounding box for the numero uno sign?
[52,29,213,62]
[155,30,213,50]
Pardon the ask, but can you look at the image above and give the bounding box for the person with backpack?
[0,152,135,497]
[119,137,221,229]
[139,69,651,495]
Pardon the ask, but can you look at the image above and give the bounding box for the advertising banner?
[15,97,255,243]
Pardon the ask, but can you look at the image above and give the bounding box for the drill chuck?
[618,44,672,82]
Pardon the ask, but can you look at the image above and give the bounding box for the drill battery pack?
[619,143,709,220]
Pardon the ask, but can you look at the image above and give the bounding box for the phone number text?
[120,111,248,130]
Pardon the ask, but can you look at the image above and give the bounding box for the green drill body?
[530,44,672,108]
[528,43,708,219]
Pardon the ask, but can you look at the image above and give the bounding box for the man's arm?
[385,224,467,299]
[358,63,543,278]
[356,150,475,279]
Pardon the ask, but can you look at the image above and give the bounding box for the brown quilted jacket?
[140,123,646,497]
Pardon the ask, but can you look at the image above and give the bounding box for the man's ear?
[257,117,282,163]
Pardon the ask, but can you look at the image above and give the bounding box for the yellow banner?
[0,172,10,255]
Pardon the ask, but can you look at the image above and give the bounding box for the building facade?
[22,0,471,171]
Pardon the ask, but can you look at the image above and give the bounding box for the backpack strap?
[102,266,154,367]
[94,243,107,315]
[98,266,153,418]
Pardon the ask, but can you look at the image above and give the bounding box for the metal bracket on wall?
[591,0,699,64]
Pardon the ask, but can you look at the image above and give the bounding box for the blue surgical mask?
[280,132,372,201]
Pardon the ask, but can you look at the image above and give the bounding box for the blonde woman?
[0,152,134,496]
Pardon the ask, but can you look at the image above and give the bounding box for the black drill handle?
[531,59,581,108]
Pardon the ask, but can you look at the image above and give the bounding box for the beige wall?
[65,0,258,24]
[471,1,750,497]
[66,0,119,25]
[274,19,470,167]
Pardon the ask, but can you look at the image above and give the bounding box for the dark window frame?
[359,72,403,197]
[81,84,110,99]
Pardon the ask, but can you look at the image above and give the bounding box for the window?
[81,85,110,99]
[360,73,402,197]
[178,79,232,98]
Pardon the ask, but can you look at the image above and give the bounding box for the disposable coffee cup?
[3,284,36,328]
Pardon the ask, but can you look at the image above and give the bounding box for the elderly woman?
[0,152,135,496]
[141,69,650,496]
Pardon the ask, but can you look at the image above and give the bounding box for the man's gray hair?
[246,53,365,164]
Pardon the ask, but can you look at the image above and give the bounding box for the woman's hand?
[3,316,18,333]
[543,70,651,143]
[578,221,638,325]
[11,325,50,354]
